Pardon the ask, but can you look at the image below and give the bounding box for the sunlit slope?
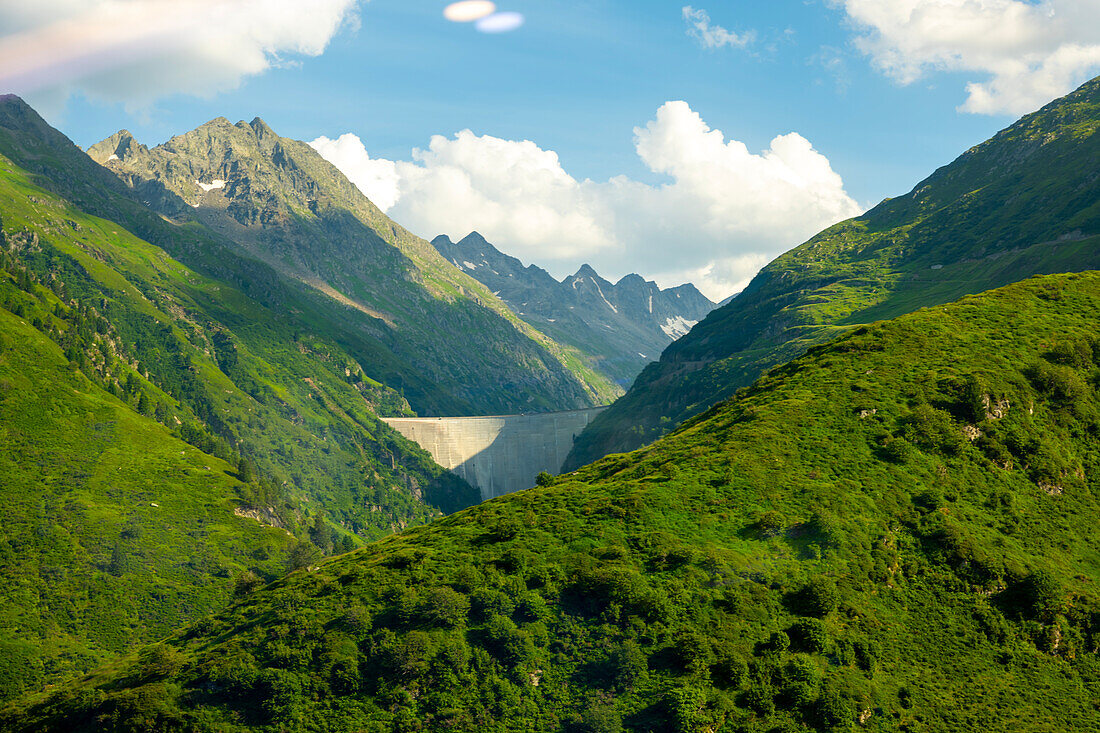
[89,115,621,412]
[11,272,1100,731]
[0,288,296,701]
[565,74,1100,470]
[0,148,477,539]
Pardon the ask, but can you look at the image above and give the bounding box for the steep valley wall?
[382,408,607,501]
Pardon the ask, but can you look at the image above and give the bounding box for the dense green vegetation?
[0,264,297,701]
[0,106,491,697]
[11,271,1100,731]
[0,149,475,537]
[566,74,1100,470]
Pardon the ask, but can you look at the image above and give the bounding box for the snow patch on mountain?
[661,315,697,339]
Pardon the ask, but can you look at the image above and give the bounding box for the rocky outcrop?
[431,232,715,386]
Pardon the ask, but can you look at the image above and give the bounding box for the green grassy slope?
[0,134,490,699]
[0,284,296,702]
[0,149,477,537]
[12,271,1100,731]
[565,74,1100,470]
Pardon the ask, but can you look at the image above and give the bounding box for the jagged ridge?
[431,232,715,385]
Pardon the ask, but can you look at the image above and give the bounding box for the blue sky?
[3,0,1099,298]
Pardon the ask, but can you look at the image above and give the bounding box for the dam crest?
[382,407,606,501]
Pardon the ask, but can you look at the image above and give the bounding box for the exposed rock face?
[89,120,622,415]
[431,232,716,386]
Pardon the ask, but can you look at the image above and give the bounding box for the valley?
[0,11,1098,730]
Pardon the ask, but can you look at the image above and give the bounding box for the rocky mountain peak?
[87,130,146,165]
[459,230,490,246]
[572,263,601,279]
[249,117,275,138]
[430,231,716,386]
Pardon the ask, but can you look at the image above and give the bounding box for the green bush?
[788,618,830,653]
[419,587,469,628]
[607,640,647,690]
[800,577,839,617]
[665,686,710,733]
[571,697,622,733]
[757,510,785,537]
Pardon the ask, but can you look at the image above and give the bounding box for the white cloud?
[682,6,755,50]
[311,102,862,301]
[311,133,400,211]
[839,0,1100,115]
[0,0,359,111]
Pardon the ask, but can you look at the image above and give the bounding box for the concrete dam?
[382,407,607,501]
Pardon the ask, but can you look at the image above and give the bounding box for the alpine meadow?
[1,3,1100,733]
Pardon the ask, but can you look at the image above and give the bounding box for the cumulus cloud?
[0,0,359,111]
[682,6,755,50]
[311,102,862,301]
[839,0,1100,115]
[311,133,401,211]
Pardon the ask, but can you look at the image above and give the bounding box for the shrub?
[757,511,785,537]
[342,601,373,635]
[666,686,710,733]
[673,630,713,675]
[484,614,535,667]
[760,630,790,655]
[571,697,623,733]
[471,588,515,621]
[515,592,551,622]
[817,686,855,729]
[233,570,263,597]
[899,404,966,455]
[799,577,839,617]
[1022,570,1063,620]
[286,542,321,573]
[607,640,647,690]
[388,631,434,679]
[789,618,830,653]
[782,655,822,707]
[711,644,747,689]
[807,509,843,548]
[137,644,182,680]
[744,685,775,715]
[1026,361,1088,405]
[1044,339,1093,369]
[880,436,913,464]
[420,587,469,628]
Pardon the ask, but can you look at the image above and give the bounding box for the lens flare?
[475,11,524,33]
[443,1,496,22]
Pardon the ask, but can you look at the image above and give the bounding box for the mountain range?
[565,74,1100,470]
[431,232,715,385]
[3,74,1100,732]
[86,116,622,416]
[0,96,624,699]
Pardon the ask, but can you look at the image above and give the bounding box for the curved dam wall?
[382,407,607,501]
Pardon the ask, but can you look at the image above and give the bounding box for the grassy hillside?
[88,117,621,413]
[11,271,1100,731]
[0,128,492,700]
[0,149,477,537]
[565,74,1100,470]
[0,275,297,702]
